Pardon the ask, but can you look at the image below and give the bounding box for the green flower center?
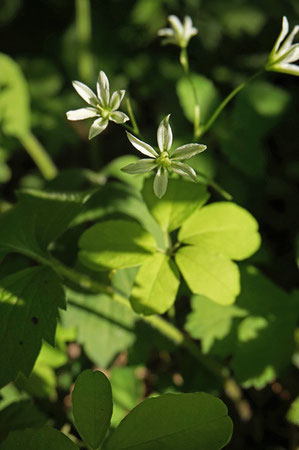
[156,151,171,167]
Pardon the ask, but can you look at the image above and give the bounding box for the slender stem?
[179,48,200,139]
[126,97,140,137]
[20,132,58,180]
[197,172,233,201]
[198,69,265,138]
[75,0,94,83]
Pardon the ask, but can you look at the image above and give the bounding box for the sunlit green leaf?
[179,202,261,260]
[130,253,180,315]
[175,246,240,305]
[79,220,156,270]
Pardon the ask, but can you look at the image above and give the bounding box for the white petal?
[157,114,173,152]
[72,81,98,107]
[171,143,207,160]
[168,15,183,38]
[110,111,130,124]
[278,24,299,56]
[284,44,299,63]
[272,62,299,76]
[126,132,158,158]
[88,117,108,140]
[109,90,126,110]
[66,107,99,121]
[153,166,168,198]
[171,161,198,182]
[121,159,157,174]
[273,16,290,53]
[157,28,174,37]
[97,71,110,106]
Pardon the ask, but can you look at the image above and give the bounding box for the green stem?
[198,69,265,138]
[197,172,233,201]
[126,97,140,137]
[180,48,200,139]
[75,0,94,83]
[20,132,58,180]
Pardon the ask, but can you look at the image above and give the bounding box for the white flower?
[121,115,206,198]
[158,15,198,49]
[66,71,129,139]
[266,16,299,76]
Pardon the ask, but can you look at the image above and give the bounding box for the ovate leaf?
[0,267,65,388]
[130,253,180,315]
[176,74,220,125]
[287,397,299,426]
[142,178,209,232]
[79,220,156,270]
[0,53,30,137]
[72,370,113,449]
[179,202,261,260]
[0,426,79,449]
[175,246,240,305]
[61,290,136,368]
[104,392,232,450]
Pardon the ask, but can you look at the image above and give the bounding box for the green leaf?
[287,397,299,426]
[185,295,247,353]
[130,253,180,315]
[0,267,65,388]
[72,369,113,449]
[79,220,156,270]
[0,53,30,138]
[110,367,144,427]
[175,246,240,305]
[142,178,209,232]
[176,74,220,125]
[0,190,88,260]
[0,426,79,449]
[179,202,261,260]
[61,289,136,368]
[104,392,232,450]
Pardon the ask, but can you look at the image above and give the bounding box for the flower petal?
[171,143,207,160]
[153,166,168,198]
[72,81,98,107]
[168,15,184,38]
[88,117,108,140]
[183,16,198,43]
[126,132,158,158]
[97,71,110,106]
[171,161,198,182]
[284,44,299,63]
[157,114,173,152]
[278,24,299,56]
[121,159,157,174]
[66,107,99,121]
[109,90,126,110]
[157,28,174,37]
[271,62,299,76]
[110,111,129,124]
[273,16,290,54]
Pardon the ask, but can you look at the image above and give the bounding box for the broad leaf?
[185,295,247,353]
[175,246,240,305]
[142,178,209,232]
[130,253,180,315]
[176,74,220,125]
[61,289,136,368]
[104,392,232,450]
[72,370,113,449]
[0,53,30,137]
[0,190,88,260]
[179,202,261,260]
[79,220,156,270]
[0,426,79,449]
[0,267,65,388]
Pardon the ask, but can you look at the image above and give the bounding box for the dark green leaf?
[0,426,79,449]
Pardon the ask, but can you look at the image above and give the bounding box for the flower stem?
[198,69,265,138]
[75,0,94,83]
[197,172,233,201]
[20,132,58,180]
[126,97,140,137]
[179,48,200,139]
